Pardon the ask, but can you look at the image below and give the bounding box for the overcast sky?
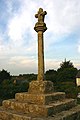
[0,0,80,75]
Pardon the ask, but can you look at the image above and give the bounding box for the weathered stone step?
[50,99,77,114]
[15,92,65,105]
[0,105,80,120]
[2,99,53,117]
[32,105,80,120]
[51,105,80,120]
[2,98,77,117]
[0,107,31,120]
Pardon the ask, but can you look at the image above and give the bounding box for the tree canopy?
[58,59,74,71]
[45,59,78,98]
[45,59,78,83]
[45,69,57,82]
[0,69,11,83]
[57,59,78,82]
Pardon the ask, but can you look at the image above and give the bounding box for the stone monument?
[28,8,54,95]
[0,8,80,120]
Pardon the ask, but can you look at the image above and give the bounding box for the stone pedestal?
[28,80,54,94]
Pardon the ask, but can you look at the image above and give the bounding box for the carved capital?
[34,22,47,32]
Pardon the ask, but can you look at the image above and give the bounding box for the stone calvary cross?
[28,8,53,94]
[34,8,47,81]
[0,8,80,120]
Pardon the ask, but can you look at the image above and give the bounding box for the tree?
[58,59,74,71]
[45,69,57,83]
[19,73,37,82]
[0,69,11,83]
[56,59,78,82]
[56,68,78,82]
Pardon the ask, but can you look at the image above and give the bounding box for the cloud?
[45,59,60,70]
[6,0,80,50]
[9,56,36,65]
[8,57,61,75]
[7,56,37,75]
[46,0,80,35]
[78,45,80,53]
[0,35,7,56]
[7,0,37,43]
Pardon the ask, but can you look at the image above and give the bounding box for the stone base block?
[15,92,65,105]
[0,105,80,120]
[2,99,77,117]
[28,80,54,94]
[0,107,31,120]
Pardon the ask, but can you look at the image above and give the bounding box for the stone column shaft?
[34,8,47,81]
[37,31,44,81]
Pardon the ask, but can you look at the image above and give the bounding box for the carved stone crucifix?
[35,8,47,23]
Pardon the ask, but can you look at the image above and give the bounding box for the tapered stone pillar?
[37,31,44,81]
[28,8,54,94]
[34,8,47,81]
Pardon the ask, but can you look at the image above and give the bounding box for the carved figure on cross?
[35,8,47,23]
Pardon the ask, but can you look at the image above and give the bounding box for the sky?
[0,0,80,75]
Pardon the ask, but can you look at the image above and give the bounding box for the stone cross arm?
[35,8,47,23]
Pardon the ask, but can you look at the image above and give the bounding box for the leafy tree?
[19,74,37,82]
[56,59,78,83]
[58,59,74,71]
[56,68,78,82]
[0,69,11,83]
[55,82,78,98]
[0,79,29,100]
[45,69,57,83]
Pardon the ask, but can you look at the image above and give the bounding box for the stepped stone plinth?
[15,92,65,105]
[0,79,80,119]
[0,8,80,120]
[2,97,77,117]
